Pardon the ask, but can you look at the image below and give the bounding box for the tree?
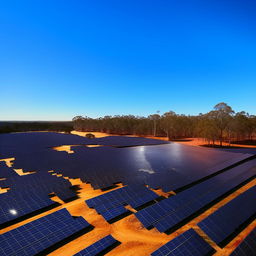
[212,102,234,146]
[160,111,177,140]
[148,111,160,137]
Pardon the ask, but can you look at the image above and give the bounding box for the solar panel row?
[0,172,77,202]
[0,209,92,256]
[135,160,256,233]
[0,190,58,228]
[86,185,159,222]
[73,235,119,256]
[198,185,256,246]
[151,228,215,256]
[230,228,256,256]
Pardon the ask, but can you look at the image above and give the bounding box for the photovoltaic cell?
[198,185,256,246]
[0,209,92,256]
[230,228,256,256]
[74,235,119,256]
[151,228,215,256]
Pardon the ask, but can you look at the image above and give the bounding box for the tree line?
[73,103,256,146]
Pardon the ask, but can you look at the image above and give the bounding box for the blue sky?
[0,0,255,120]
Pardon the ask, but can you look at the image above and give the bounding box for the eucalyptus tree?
[148,111,160,136]
[212,102,234,146]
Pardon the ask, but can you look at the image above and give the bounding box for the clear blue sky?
[0,0,255,120]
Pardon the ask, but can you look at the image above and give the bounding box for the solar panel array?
[0,190,57,228]
[86,185,159,222]
[0,209,92,256]
[0,131,250,191]
[0,171,77,202]
[0,170,77,227]
[230,228,256,256]
[0,132,168,159]
[151,228,215,256]
[74,235,119,256]
[135,160,256,233]
[1,132,255,256]
[198,185,256,246]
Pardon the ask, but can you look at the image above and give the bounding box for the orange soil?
[53,145,75,154]
[174,137,256,148]
[0,158,15,167]
[71,131,115,138]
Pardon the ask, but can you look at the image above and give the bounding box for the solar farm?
[0,132,255,256]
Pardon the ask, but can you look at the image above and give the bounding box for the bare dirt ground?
[172,137,256,148]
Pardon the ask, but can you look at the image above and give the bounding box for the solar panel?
[0,190,58,228]
[0,209,92,256]
[135,160,256,233]
[230,228,256,256]
[0,162,18,178]
[101,205,129,222]
[1,172,77,202]
[198,185,256,246]
[86,185,159,222]
[74,235,119,256]
[151,228,215,256]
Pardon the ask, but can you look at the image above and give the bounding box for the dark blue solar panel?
[86,185,159,222]
[198,185,256,246]
[0,132,168,159]
[151,229,215,256]
[1,172,76,202]
[0,190,57,227]
[135,160,256,232]
[74,235,119,256]
[0,162,18,178]
[101,205,129,222]
[230,228,256,256]
[0,209,91,256]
